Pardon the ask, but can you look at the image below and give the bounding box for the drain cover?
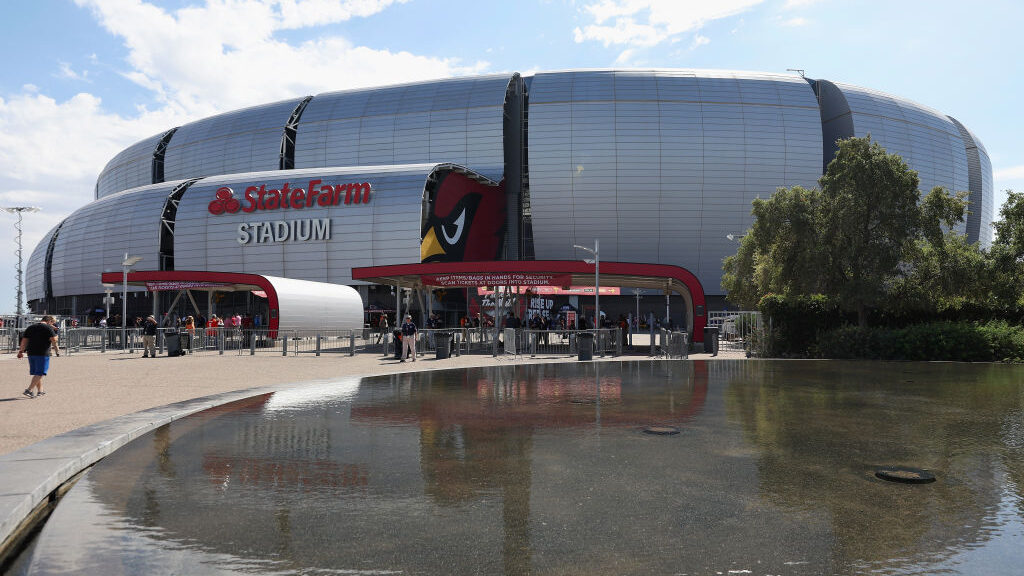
[875,467,936,484]
[642,425,680,435]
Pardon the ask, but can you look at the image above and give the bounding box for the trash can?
[165,330,181,356]
[702,326,719,356]
[435,332,452,359]
[577,332,594,361]
[393,330,404,360]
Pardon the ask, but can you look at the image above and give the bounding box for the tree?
[817,137,922,327]
[724,136,971,327]
[988,190,1024,310]
[889,187,984,317]
[722,186,821,308]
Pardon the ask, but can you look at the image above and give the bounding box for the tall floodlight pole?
[1,206,41,319]
[573,239,599,328]
[121,253,142,349]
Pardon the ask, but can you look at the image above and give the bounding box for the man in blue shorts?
[17,315,59,398]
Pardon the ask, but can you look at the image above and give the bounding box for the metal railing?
[8,326,629,359]
[706,311,764,356]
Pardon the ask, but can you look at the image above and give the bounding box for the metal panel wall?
[294,75,509,182]
[49,182,186,297]
[162,98,306,183]
[94,132,165,199]
[974,136,995,245]
[527,69,823,293]
[173,165,438,285]
[25,225,58,301]
[948,116,994,246]
[828,82,971,237]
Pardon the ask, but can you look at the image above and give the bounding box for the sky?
[0,0,1021,315]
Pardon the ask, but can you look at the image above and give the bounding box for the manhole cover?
[642,425,680,435]
[875,467,936,484]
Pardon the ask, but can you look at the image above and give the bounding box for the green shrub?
[759,293,846,356]
[812,321,1024,362]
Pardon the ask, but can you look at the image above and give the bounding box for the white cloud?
[57,62,89,81]
[691,34,711,49]
[574,0,764,47]
[614,48,637,65]
[994,165,1024,181]
[73,0,485,116]
[782,0,822,8]
[779,16,808,26]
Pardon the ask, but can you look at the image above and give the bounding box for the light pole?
[573,239,599,328]
[121,253,142,349]
[1,206,41,321]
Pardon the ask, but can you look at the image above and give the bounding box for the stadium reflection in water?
[11,360,1024,575]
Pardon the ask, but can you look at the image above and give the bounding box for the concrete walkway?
[0,346,745,560]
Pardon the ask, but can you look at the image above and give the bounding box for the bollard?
[531,332,537,358]
[282,336,288,356]
[382,332,390,357]
[219,332,225,355]
[250,333,256,356]
[316,334,322,356]
[350,332,355,356]
[101,333,106,353]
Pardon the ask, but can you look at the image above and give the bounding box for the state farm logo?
[208,187,241,214]
[207,179,372,216]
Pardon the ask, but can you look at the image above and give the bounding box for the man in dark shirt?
[142,315,158,358]
[17,315,59,398]
[400,314,417,362]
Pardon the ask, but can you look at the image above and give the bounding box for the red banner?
[421,273,572,287]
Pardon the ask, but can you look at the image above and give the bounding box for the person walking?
[376,313,389,344]
[400,314,417,362]
[142,315,158,358]
[17,315,59,398]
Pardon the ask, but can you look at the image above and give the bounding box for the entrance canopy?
[352,260,707,341]
[101,270,363,336]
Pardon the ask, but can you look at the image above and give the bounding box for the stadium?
[24,69,993,337]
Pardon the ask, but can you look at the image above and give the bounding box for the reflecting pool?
[10,360,1024,575]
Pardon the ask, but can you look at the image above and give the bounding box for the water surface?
[11,360,1024,575]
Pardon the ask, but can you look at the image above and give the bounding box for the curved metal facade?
[948,117,995,246]
[49,182,188,298]
[293,75,509,182]
[818,80,974,239]
[94,132,166,199]
[25,225,58,302]
[163,98,307,184]
[29,69,995,308]
[527,69,823,291]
